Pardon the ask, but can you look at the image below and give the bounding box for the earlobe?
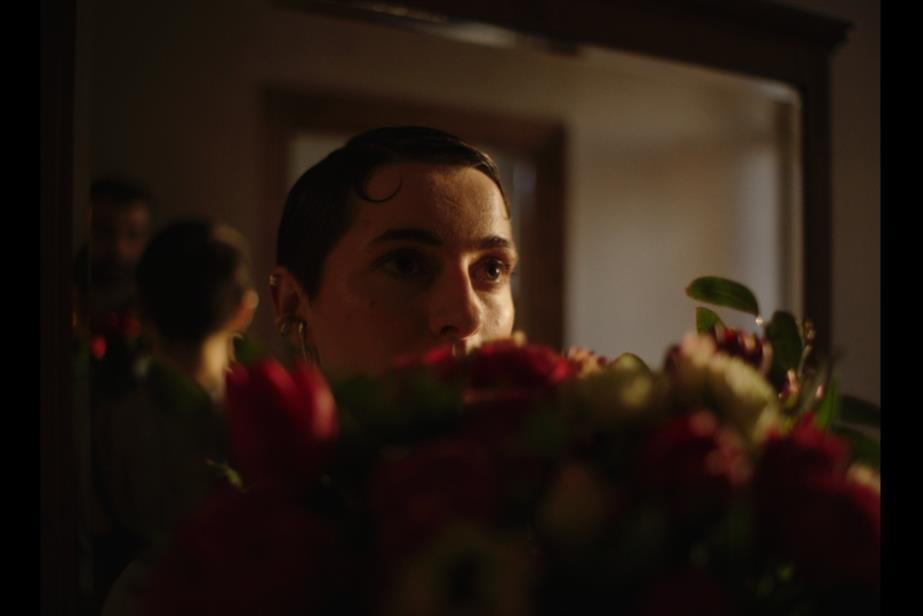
[269,266,313,329]
[270,267,307,317]
[269,267,320,365]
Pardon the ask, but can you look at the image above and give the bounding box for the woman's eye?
[475,258,510,284]
[378,250,430,280]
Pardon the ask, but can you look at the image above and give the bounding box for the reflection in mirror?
[81,0,802,365]
[288,131,532,346]
[76,0,803,610]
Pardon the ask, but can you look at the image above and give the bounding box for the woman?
[270,126,519,379]
[98,220,258,614]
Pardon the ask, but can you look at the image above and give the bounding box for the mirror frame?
[40,1,850,612]
[42,0,78,611]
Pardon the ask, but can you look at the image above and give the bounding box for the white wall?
[82,0,802,372]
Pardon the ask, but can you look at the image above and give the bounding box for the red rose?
[89,335,107,360]
[755,413,850,528]
[392,344,466,383]
[755,414,879,587]
[454,342,573,451]
[468,341,575,392]
[459,389,538,452]
[638,568,736,616]
[636,410,751,519]
[145,487,347,615]
[759,413,850,484]
[780,477,880,588]
[225,359,338,491]
[370,435,499,564]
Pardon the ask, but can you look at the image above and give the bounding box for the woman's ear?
[269,266,311,327]
[269,267,320,366]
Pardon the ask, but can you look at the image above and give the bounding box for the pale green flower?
[671,333,718,404]
[705,353,782,444]
[569,352,665,427]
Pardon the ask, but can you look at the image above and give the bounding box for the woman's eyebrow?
[370,229,516,252]
[372,228,442,246]
[480,236,514,251]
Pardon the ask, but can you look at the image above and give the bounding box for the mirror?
[78,0,802,361]
[73,0,811,610]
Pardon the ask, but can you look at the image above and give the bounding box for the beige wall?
[80,0,806,375]
[771,0,879,405]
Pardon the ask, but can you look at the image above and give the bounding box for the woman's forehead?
[350,162,512,242]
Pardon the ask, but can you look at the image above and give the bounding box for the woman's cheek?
[485,291,516,337]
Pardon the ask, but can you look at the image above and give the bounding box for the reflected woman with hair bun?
[97,220,258,614]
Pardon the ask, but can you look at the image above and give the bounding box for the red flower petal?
[224,359,338,491]
[89,336,107,360]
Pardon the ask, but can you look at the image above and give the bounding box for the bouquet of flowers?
[144,278,880,615]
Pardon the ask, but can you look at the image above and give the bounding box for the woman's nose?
[428,265,483,345]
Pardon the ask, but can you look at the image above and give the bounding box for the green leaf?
[813,377,840,429]
[686,277,760,316]
[831,423,881,470]
[765,311,803,375]
[696,307,724,333]
[839,395,880,429]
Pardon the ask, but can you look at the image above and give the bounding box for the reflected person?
[96,220,258,613]
[270,126,519,379]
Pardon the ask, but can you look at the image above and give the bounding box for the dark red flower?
[638,568,737,616]
[763,412,850,477]
[778,477,880,588]
[224,359,338,491]
[435,342,575,453]
[89,335,107,360]
[370,435,499,564]
[755,413,850,520]
[144,487,346,615]
[468,341,575,392]
[459,389,538,452]
[392,344,466,383]
[636,410,751,519]
[707,325,772,376]
[755,414,879,587]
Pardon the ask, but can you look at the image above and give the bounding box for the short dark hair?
[136,220,252,344]
[91,177,154,211]
[276,126,508,298]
